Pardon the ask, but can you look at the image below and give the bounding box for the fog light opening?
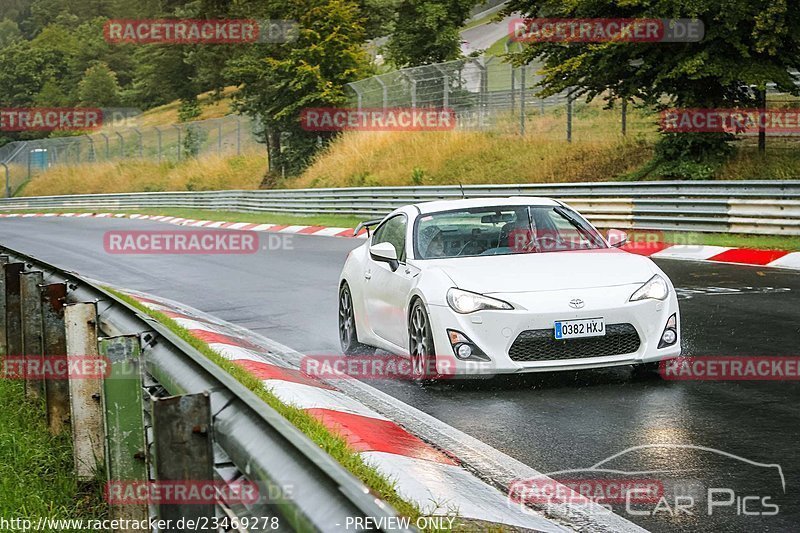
[658,313,678,348]
[446,329,490,361]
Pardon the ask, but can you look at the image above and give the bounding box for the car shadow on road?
[420,365,673,392]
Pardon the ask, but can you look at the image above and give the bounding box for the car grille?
[508,323,641,362]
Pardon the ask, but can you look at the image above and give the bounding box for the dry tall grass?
[292,130,653,188]
[20,151,265,196]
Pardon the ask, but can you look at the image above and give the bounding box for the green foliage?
[504,0,800,178]
[227,0,373,176]
[385,0,473,66]
[0,18,22,46]
[181,124,208,158]
[411,166,426,184]
[77,62,121,106]
[626,133,735,180]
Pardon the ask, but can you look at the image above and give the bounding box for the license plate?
[554,318,606,339]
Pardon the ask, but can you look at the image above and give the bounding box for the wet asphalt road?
[1,217,798,532]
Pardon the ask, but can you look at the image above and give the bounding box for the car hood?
[420,249,658,294]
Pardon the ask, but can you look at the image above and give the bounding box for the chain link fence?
[346,56,630,134]
[0,115,263,197]
[346,55,800,141]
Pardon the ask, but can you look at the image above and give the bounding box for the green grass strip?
[0,380,107,528]
[103,288,453,531]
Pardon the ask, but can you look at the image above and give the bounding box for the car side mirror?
[607,229,629,248]
[369,242,399,271]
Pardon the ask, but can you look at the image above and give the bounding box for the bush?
[642,132,735,180]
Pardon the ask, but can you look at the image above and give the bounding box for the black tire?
[408,299,438,381]
[338,282,374,355]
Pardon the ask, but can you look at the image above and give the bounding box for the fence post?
[2,262,24,357]
[101,335,148,524]
[116,132,125,158]
[20,270,44,400]
[153,392,214,527]
[173,125,182,161]
[65,302,105,480]
[99,133,110,160]
[376,77,388,110]
[567,95,574,143]
[236,119,241,155]
[133,128,143,158]
[41,282,70,435]
[155,126,162,162]
[621,99,627,136]
[84,135,95,162]
[510,66,515,116]
[519,65,526,136]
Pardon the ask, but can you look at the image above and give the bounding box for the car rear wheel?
[409,299,438,381]
[339,283,373,355]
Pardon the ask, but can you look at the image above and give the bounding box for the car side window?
[372,215,407,262]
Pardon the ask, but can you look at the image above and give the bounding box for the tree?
[77,62,121,106]
[226,0,372,179]
[0,18,22,47]
[384,0,473,67]
[503,0,800,178]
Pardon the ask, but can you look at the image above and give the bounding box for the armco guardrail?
[0,246,411,532]
[1,180,800,235]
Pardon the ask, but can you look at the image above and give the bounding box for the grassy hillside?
[20,151,264,196]
[291,130,653,188]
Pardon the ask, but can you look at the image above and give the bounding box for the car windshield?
[414,205,607,259]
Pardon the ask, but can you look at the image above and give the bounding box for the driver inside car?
[418,226,446,258]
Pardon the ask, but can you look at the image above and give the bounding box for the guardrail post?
[41,282,70,435]
[0,255,9,353]
[2,262,24,357]
[153,392,214,527]
[100,335,148,525]
[20,270,44,400]
[1,162,9,198]
[66,302,105,480]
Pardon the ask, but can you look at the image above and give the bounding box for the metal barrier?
[0,245,409,532]
[1,181,800,235]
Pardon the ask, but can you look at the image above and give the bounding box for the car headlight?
[446,288,513,314]
[629,274,669,301]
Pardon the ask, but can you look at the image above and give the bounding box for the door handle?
[364,270,372,280]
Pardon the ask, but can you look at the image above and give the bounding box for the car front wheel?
[408,299,438,381]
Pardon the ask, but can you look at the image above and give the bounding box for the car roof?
[413,196,561,215]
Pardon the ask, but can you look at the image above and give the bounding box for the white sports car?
[338,197,680,378]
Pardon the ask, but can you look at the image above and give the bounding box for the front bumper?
[426,283,681,375]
